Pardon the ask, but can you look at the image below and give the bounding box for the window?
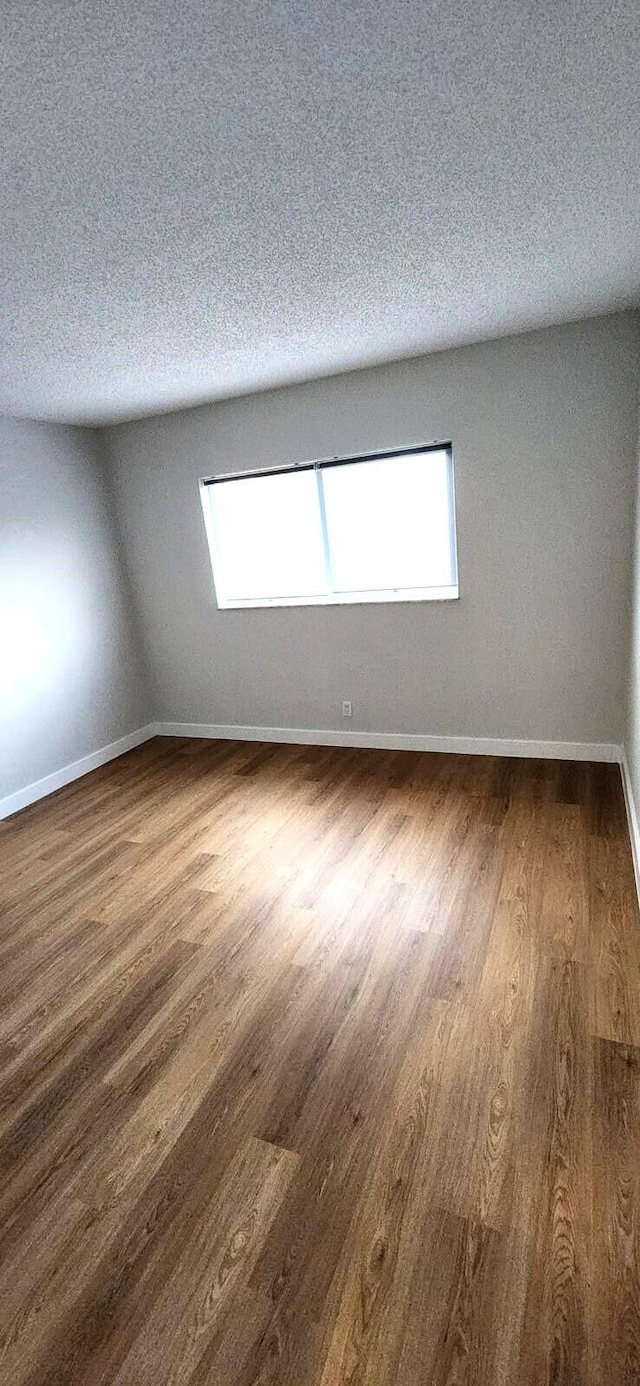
[200,443,458,609]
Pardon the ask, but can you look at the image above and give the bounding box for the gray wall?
[626,399,640,810]
[103,312,640,746]
[0,417,150,800]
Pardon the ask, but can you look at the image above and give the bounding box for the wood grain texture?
[591,1038,640,1385]
[0,736,638,1383]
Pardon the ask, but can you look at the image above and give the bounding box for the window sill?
[216,586,459,610]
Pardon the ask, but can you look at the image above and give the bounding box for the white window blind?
[200,444,458,609]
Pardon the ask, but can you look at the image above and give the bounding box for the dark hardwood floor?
[1,736,639,1384]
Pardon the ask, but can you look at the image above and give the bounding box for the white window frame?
[199,442,459,609]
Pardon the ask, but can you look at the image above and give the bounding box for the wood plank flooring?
[1,736,639,1383]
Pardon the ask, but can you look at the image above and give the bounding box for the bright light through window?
[201,444,458,608]
[208,469,327,602]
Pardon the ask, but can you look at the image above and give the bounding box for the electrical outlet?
[342,700,352,718]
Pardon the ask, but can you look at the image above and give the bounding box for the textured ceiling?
[1,0,639,424]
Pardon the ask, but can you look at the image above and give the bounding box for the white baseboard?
[0,724,158,821]
[1,719,623,824]
[621,748,640,904]
[156,721,622,763]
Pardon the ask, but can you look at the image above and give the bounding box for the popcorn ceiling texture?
[1,0,639,424]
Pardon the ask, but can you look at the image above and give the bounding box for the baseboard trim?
[1,720,622,823]
[620,748,640,904]
[156,721,622,764]
[0,723,158,821]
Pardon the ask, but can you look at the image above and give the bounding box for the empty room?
[2,2,640,1382]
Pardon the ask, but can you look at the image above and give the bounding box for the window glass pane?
[321,449,454,592]
[209,469,327,601]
